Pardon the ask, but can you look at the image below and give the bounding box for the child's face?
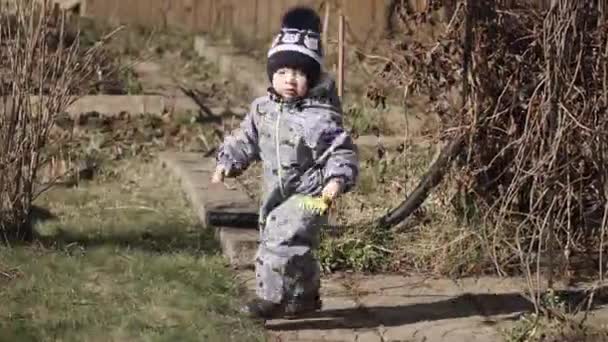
[272,68,308,100]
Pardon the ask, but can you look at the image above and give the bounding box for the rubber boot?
[240,298,284,320]
[283,294,323,319]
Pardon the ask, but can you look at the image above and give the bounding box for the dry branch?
[376,133,464,228]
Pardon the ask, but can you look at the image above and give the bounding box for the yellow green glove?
[297,194,333,216]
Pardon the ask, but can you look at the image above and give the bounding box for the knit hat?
[267,7,323,88]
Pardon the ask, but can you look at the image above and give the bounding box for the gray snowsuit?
[216,76,358,305]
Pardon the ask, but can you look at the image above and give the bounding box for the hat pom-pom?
[281,6,321,32]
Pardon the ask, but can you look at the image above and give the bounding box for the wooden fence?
[82,0,448,46]
[81,0,554,48]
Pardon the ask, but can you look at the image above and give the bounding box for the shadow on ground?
[34,221,220,256]
[267,289,608,332]
[0,206,59,243]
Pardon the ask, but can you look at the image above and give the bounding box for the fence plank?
[256,0,270,40]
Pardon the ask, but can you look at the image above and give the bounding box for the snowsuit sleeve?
[309,114,359,193]
[215,101,260,174]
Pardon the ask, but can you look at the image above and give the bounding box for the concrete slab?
[354,330,382,342]
[53,0,80,10]
[216,227,258,269]
[379,316,502,342]
[66,95,200,116]
[352,275,528,341]
[158,152,259,268]
[301,328,358,342]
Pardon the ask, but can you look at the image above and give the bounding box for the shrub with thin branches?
[0,0,110,242]
[363,0,608,310]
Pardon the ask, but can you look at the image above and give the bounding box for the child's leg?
[255,195,325,307]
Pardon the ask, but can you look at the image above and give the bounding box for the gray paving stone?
[318,328,360,342]
[321,296,359,312]
[352,275,461,297]
[355,330,382,342]
[379,317,502,342]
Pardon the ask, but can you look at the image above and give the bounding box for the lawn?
[0,159,266,342]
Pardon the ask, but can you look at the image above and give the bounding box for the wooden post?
[190,0,198,32]
[322,1,330,50]
[337,13,345,99]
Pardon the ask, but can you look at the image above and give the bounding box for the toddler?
[212,6,359,320]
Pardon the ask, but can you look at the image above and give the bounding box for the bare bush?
[456,1,607,315]
[361,0,608,313]
[0,0,112,242]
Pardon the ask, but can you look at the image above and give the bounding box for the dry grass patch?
[319,140,495,276]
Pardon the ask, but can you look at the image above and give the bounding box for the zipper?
[275,102,284,197]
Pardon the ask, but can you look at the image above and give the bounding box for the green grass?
[343,103,394,136]
[0,160,266,342]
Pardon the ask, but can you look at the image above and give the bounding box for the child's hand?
[297,180,344,216]
[211,166,228,184]
[322,179,343,202]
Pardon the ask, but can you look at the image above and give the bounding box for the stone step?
[52,0,80,10]
[216,227,258,270]
[1,95,191,116]
[1,94,247,119]
[67,95,200,116]
[194,36,268,98]
[157,151,259,269]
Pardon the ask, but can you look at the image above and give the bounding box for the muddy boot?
[283,294,323,319]
[240,298,285,320]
